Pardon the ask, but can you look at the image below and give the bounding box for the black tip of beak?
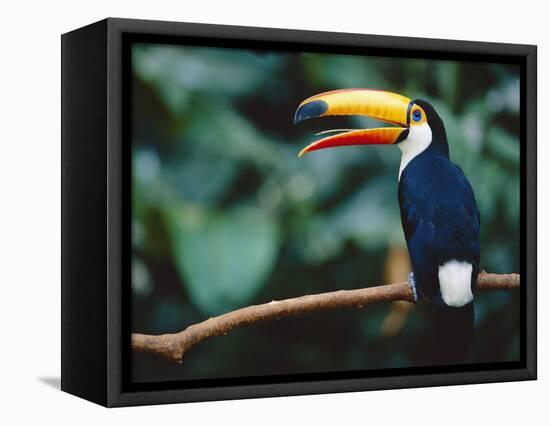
[293,100,329,124]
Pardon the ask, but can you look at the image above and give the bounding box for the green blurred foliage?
[131,43,520,383]
[171,206,280,314]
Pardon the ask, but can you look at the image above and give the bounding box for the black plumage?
[398,100,480,362]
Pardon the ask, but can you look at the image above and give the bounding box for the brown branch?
[132,272,519,363]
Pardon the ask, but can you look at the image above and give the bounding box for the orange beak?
[294,89,412,157]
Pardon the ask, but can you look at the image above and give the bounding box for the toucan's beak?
[294,89,412,157]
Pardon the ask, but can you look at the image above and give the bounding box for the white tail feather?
[438,260,473,307]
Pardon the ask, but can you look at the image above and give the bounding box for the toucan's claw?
[408,272,419,303]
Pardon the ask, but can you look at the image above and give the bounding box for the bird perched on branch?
[294,89,480,363]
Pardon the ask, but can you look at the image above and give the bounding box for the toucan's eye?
[412,109,422,122]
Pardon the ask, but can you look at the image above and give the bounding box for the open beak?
[294,89,412,157]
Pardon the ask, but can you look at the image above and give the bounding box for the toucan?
[294,89,480,363]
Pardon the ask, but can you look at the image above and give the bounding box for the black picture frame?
[61,17,537,407]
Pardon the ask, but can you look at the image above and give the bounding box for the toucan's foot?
[408,272,419,302]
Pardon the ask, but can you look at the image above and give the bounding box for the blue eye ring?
[412,109,422,122]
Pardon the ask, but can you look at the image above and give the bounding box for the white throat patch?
[397,122,432,180]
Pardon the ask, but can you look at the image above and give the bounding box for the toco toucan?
[294,89,480,363]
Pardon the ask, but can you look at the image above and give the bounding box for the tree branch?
[131,272,519,363]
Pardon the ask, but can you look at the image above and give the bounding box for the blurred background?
[130,42,520,384]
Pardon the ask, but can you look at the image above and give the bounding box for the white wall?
[0,0,545,423]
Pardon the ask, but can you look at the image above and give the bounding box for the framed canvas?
[61,18,537,407]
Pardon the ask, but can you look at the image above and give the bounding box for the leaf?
[486,127,520,165]
[171,206,280,315]
[133,44,282,113]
